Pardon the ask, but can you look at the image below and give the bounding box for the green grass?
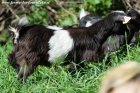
[1,42,140,93]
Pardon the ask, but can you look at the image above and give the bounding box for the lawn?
[0,41,140,93]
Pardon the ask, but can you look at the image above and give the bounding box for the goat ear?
[18,16,29,26]
[79,8,88,19]
[123,16,131,24]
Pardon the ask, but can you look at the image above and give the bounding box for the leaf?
[86,0,100,4]
[60,17,73,26]
[105,0,112,8]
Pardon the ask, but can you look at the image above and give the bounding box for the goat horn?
[123,16,131,24]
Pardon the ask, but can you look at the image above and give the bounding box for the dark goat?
[126,9,140,43]
[8,11,131,80]
[102,9,140,54]
[79,8,101,27]
[79,9,140,54]
[79,14,101,27]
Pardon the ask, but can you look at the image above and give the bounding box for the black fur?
[79,10,140,55]
[79,14,101,27]
[8,11,129,80]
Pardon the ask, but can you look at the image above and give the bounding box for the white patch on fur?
[123,16,131,24]
[112,10,125,14]
[85,21,92,27]
[48,30,74,62]
[107,46,110,50]
[80,8,87,19]
[14,32,19,44]
[18,16,29,26]
[8,26,19,44]
[47,26,63,30]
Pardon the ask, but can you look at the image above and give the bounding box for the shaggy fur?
[8,11,131,80]
[79,9,140,55]
[79,14,101,27]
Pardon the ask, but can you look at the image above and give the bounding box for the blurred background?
[0,0,140,45]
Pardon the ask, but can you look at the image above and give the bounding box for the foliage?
[0,0,113,44]
[1,0,135,93]
[85,0,112,15]
[27,0,112,26]
[28,4,49,24]
[1,39,140,92]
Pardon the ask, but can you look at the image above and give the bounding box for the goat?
[79,9,140,55]
[8,11,131,81]
[79,8,101,27]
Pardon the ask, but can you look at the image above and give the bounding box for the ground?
[0,41,140,93]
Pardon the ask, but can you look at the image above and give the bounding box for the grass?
[1,41,140,93]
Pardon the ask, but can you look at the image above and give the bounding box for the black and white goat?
[79,9,101,27]
[8,11,131,80]
[79,9,140,54]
